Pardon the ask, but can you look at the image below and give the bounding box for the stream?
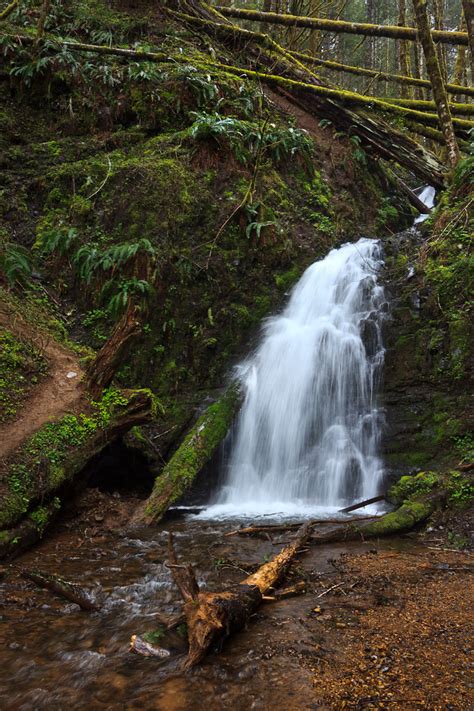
[0,514,416,711]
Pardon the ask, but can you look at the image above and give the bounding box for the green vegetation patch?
[0,387,155,529]
[0,329,49,424]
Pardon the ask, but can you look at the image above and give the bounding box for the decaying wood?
[215,6,469,45]
[225,516,378,537]
[168,521,312,668]
[21,569,98,610]
[339,495,385,513]
[130,635,171,657]
[87,302,141,396]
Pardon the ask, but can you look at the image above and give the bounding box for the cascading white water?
[206,237,387,517]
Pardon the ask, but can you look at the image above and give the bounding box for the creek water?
[206,238,387,518]
[0,514,411,711]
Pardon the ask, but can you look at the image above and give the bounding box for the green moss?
[275,265,300,291]
[0,387,154,529]
[361,500,434,536]
[144,383,241,521]
[388,471,440,506]
[0,330,48,424]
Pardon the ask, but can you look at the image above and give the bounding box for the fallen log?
[286,51,474,98]
[225,516,378,537]
[168,520,312,668]
[214,6,469,45]
[139,382,241,524]
[339,495,385,513]
[174,9,448,187]
[0,0,19,21]
[21,569,98,610]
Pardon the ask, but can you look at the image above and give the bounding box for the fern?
[0,243,32,288]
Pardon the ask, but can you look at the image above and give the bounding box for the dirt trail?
[0,311,86,460]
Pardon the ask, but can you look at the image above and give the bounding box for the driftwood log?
[21,569,98,610]
[167,521,312,668]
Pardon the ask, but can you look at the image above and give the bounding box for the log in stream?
[166,521,313,668]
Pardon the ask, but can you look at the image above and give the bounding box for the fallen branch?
[168,520,313,668]
[225,516,378,537]
[215,6,469,45]
[0,0,19,20]
[21,569,99,610]
[339,495,385,513]
[286,51,474,98]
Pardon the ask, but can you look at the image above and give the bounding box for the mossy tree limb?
[412,0,460,168]
[214,6,469,46]
[141,383,241,524]
[287,51,474,98]
[0,0,19,21]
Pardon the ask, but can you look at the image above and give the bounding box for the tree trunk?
[140,383,241,524]
[461,0,474,79]
[398,0,411,97]
[433,0,448,82]
[36,0,51,40]
[215,6,469,45]
[87,302,141,396]
[168,521,313,668]
[452,13,468,100]
[412,0,460,168]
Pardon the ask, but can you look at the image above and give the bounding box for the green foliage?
[0,242,32,288]
[0,330,48,423]
[388,471,440,505]
[453,433,474,464]
[446,470,474,509]
[189,112,313,167]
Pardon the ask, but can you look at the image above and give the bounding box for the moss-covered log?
[0,388,155,558]
[0,0,19,21]
[287,51,474,98]
[381,97,474,116]
[141,383,241,524]
[214,6,469,45]
[196,59,473,132]
[412,0,460,168]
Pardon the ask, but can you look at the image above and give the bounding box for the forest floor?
[1,489,472,710]
[0,307,85,460]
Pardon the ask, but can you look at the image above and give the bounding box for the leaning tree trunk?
[412,0,460,168]
[87,301,141,396]
[461,0,474,80]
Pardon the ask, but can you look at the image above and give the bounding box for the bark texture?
[169,521,313,668]
[461,0,474,78]
[215,6,469,45]
[87,302,141,396]
[412,0,460,168]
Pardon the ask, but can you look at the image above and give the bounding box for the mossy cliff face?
[381,160,473,481]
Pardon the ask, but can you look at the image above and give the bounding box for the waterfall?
[206,238,387,518]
